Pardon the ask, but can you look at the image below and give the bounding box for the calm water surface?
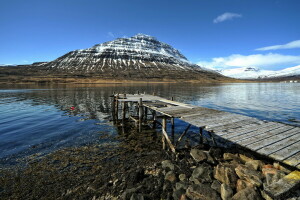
[0,83,299,164]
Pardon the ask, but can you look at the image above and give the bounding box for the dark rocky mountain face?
[41,34,226,80]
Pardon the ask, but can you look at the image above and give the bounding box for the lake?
[0,83,299,165]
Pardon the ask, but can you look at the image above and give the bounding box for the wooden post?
[171,97,175,142]
[153,110,157,128]
[115,94,119,121]
[144,107,148,121]
[122,94,127,120]
[199,127,203,144]
[139,98,143,132]
[162,116,176,153]
[111,94,116,123]
[176,124,191,147]
[209,130,216,146]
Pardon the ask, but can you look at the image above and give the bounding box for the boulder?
[214,164,238,189]
[209,147,223,160]
[176,182,189,190]
[235,165,263,187]
[239,154,254,163]
[245,160,264,171]
[190,149,207,162]
[223,153,239,161]
[186,184,221,200]
[165,171,177,183]
[264,171,300,199]
[190,163,213,184]
[265,170,285,186]
[232,187,262,200]
[236,179,254,192]
[179,174,187,182]
[130,193,144,200]
[162,160,175,171]
[221,183,233,200]
[211,180,221,193]
[173,188,186,200]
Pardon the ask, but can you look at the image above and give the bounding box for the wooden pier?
[112,93,300,169]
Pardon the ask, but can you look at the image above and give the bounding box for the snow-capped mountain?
[42,34,226,80]
[218,66,300,79]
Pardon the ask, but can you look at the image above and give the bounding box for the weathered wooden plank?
[246,128,300,151]
[183,112,239,125]
[257,133,300,156]
[238,125,295,146]
[270,143,300,166]
[206,115,254,129]
[213,119,262,133]
[221,122,277,138]
[230,123,287,142]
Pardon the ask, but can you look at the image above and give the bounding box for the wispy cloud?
[256,40,300,51]
[107,32,115,38]
[197,53,300,70]
[213,12,242,23]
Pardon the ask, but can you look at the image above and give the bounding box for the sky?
[0,0,300,70]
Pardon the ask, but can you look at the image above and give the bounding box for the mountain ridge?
[0,34,234,83]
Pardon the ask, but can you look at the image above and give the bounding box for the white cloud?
[197,53,300,70]
[107,32,115,38]
[256,40,300,51]
[213,12,242,23]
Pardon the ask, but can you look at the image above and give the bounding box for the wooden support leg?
[162,116,176,153]
[209,130,216,146]
[199,127,203,144]
[122,102,126,120]
[176,124,191,147]
[115,94,119,121]
[171,117,175,143]
[152,110,157,128]
[144,107,148,121]
[138,98,143,132]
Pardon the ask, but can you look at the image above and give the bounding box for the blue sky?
[0,0,300,70]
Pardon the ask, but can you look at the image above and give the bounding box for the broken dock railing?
[111,93,300,170]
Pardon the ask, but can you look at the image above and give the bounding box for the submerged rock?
[190,149,207,162]
[190,163,213,184]
[162,160,175,171]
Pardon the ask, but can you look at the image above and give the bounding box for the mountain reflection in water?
[0,83,299,165]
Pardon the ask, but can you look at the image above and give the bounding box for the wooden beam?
[162,116,176,153]
[176,124,191,147]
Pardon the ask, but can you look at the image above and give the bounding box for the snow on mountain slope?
[46,34,202,73]
[219,66,300,79]
[40,34,228,81]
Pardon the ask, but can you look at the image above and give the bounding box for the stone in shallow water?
[161,160,175,171]
[191,163,213,184]
[235,165,263,187]
[264,171,300,199]
[232,187,262,200]
[186,184,221,200]
[165,171,177,183]
[190,149,207,162]
[173,188,186,200]
[179,174,187,182]
[130,193,144,200]
[214,164,238,189]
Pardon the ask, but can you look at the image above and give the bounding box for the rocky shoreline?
[0,127,299,200]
